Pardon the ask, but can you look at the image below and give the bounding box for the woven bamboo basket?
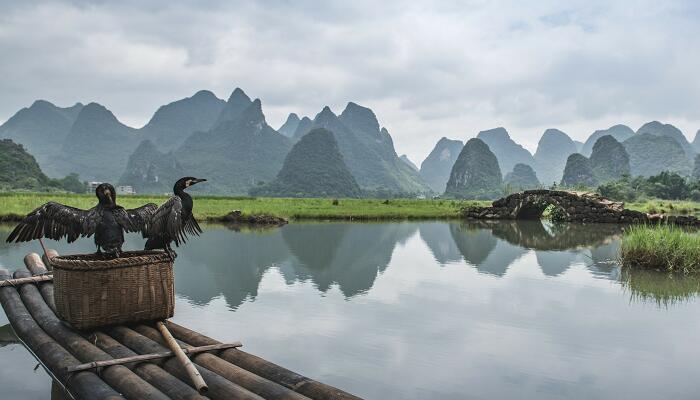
[51,251,174,330]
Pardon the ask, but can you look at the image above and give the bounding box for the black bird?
[6,183,156,258]
[143,177,206,258]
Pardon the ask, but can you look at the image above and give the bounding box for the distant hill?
[560,153,596,187]
[420,137,463,193]
[277,113,301,138]
[49,102,141,181]
[118,140,185,194]
[692,130,700,153]
[140,90,225,151]
[573,140,584,153]
[173,95,292,195]
[0,139,55,190]
[589,135,630,183]
[476,127,534,175]
[399,155,418,171]
[444,138,502,199]
[533,128,577,186]
[636,121,694,160]
[581,125,634,156]
[292,116,313,140]
[623,133,691,177]
[299,103,429,195]
[504,163,540,190]
[693,154,700,180]
[0,100,83,173]
[250,128,362,198]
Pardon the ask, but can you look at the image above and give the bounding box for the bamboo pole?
[164,321,362,400]
[14,270,171,400]
[0,268,125,400]
[0,274,53,287]
[157,321,208,394]
[23,253,56,313]
[67,342,243,373]
[133,324,311,400]
[105,326,264,400]
[88,331,208,400]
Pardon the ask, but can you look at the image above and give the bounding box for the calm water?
[2,221,700,399]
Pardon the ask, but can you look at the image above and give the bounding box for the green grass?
[0,192,488,221]
[625,200,700,216]
[619,225,700,273]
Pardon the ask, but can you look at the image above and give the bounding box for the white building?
[116,185,136,195]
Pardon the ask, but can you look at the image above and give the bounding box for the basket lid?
[51,251,172,271]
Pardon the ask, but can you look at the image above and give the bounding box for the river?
[1,221,699,399]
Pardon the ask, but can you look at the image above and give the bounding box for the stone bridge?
[462,190,649,223]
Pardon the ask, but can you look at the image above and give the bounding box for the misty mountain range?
[2,87,700,196]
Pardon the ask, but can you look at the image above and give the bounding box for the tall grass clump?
[620,225,700,273]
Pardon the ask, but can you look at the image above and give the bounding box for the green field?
[0,192,485,221]
[3,192,699,221]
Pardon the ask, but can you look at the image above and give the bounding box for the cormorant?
[6,183,156,258]
[143,177,206,258]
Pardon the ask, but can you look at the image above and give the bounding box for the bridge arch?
[464,190,641,223]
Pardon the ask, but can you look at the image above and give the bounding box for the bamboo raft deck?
[0,249,362,400]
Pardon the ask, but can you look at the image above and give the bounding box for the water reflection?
[282,223,416,297]
[425,220,624,277]
[621,269,700,307]
[0,324,17,348]
[170,223,419,308]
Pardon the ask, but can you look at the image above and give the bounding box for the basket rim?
[51,250,171,271]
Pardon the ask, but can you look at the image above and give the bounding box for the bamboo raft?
[0,249,362,400]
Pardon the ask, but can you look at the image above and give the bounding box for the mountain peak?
[477,127,510,140]
[227,87,250,103]
[216,88,254,125]
[316,106,337,121]
[339,102,380,133]
[278,113,301,138]
[542,128,570,138]
[77,102,119,122]
[192,89,217,99]
[29,99,56,109]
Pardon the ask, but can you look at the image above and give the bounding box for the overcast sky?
[2,0,700,164]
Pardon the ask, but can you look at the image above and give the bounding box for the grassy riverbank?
[620,225,700,273]
[0,192,484,221]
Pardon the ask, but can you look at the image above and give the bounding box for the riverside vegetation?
[620,225,700,273]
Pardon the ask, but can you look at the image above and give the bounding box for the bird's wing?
[5,201,98,243]
[183,213,203,238]
[114,203,158,233]
[146,196,182,239]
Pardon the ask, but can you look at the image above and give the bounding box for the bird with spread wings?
[6,183,157,258]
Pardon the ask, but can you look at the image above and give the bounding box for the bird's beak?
[192,178,207,185]
[104,189,113,203]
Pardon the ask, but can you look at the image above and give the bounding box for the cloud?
[1,0,699,163]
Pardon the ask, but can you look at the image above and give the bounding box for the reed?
[619,225,700,273]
